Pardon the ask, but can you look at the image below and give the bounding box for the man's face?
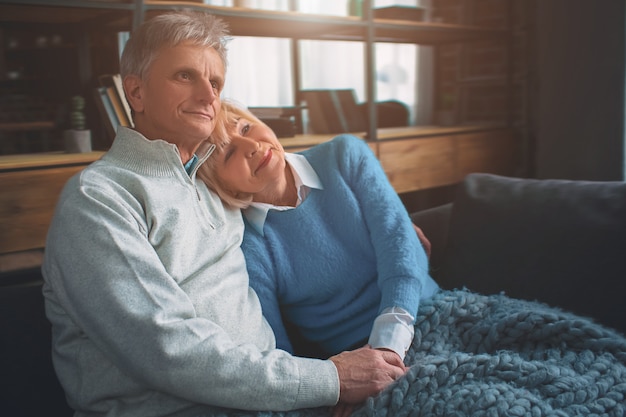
[127,41,225,154]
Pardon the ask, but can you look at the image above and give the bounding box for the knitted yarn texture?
[195,290,626,417]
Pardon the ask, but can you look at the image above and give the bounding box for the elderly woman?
[200,101,439,361]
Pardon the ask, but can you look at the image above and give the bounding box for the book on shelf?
[93,86,118,141]
[98,74,134,128]
[300,89,366,134]
[249,106,301,137]
[105,87,131,128]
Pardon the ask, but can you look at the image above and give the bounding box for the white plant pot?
[63,129,92,153]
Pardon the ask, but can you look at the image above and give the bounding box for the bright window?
[298,40,365,100]
[222,36,294,107]
[168,0,430,124]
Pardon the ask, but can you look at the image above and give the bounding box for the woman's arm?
[242,236,295,354]
[336,135,438,357]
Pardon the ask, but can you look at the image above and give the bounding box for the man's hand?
[329,345,406,405]
[412,223,431,259]
[332,403,355,417]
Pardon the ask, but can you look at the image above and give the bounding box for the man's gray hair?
[120,10,230,79]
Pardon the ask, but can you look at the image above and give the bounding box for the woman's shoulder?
[330,134,368,150]
[302,134,369,159]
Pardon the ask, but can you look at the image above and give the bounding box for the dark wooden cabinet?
[0,1,133,153]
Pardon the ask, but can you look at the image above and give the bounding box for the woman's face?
[213,115,286,197]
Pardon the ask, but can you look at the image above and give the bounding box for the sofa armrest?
[438,173,626,334]
[0,270,73,416]
[410,203,452,278]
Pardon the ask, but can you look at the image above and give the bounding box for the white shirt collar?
[243,153,323,235]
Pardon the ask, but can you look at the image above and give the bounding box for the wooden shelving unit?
[0,0,516,256]
[142,1,504,44]
[0,0,134,154]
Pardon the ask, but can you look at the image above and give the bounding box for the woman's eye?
[241,123,251,135]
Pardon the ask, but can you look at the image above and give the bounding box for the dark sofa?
[3,172,625,416]
[0,267,73,417]
[412,173,626,335]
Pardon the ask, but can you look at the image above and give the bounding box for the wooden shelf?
[0,1,133,30]
[0,148,103,254]
[0,0,504,45]
[378,127,516,194]
[373,20,504,44]
[0,151,103,172]
[0,126,515,255]
[145,2,367,41]
[278,124,506,150]
[144,1,503,44]
[0,121,55,132]
[0,125,505,170]
[372,124,507,140]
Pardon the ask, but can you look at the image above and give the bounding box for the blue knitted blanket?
[201,290,626,417]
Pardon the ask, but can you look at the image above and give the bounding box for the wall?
[433,0,528,175]
[433,0,518,125]
[434,0,626,181]
[402,0,527,212]
[533,0,625,181]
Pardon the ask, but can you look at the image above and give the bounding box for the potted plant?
[63,95,92,153]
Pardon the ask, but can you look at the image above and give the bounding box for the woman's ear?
[123,75,144,114]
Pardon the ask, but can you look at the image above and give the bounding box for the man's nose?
[198,79,218,102]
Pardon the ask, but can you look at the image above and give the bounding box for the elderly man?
[42,10,405,417]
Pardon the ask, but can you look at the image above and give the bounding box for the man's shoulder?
[71,158,125,189]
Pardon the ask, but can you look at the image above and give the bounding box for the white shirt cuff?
[367,306,414,360]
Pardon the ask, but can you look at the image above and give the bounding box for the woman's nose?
[229,135,259,158]
[241,137,259,157]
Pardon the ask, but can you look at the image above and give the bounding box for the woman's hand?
[412,224,431,259]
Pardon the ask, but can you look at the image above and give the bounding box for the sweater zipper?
[191,184,216,229]
[191,143,216,228]
[190,143,216,203]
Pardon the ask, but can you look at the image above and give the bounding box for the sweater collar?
[243,152,323,236]
[104,127,215,179]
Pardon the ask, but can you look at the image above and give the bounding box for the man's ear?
[123,75,144,113]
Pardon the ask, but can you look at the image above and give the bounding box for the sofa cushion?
[0,271,73,417]
[410,203,452,274]
[439,173,626,334]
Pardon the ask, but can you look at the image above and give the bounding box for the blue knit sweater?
[242,135,439,355]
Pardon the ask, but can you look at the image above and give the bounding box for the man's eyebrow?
[170,66,198,78]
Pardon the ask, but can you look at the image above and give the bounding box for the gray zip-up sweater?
[41,127,339,417]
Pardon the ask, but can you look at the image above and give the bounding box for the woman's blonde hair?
[199,100,265,209]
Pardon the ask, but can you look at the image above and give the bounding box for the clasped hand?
[329,345,407,417]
